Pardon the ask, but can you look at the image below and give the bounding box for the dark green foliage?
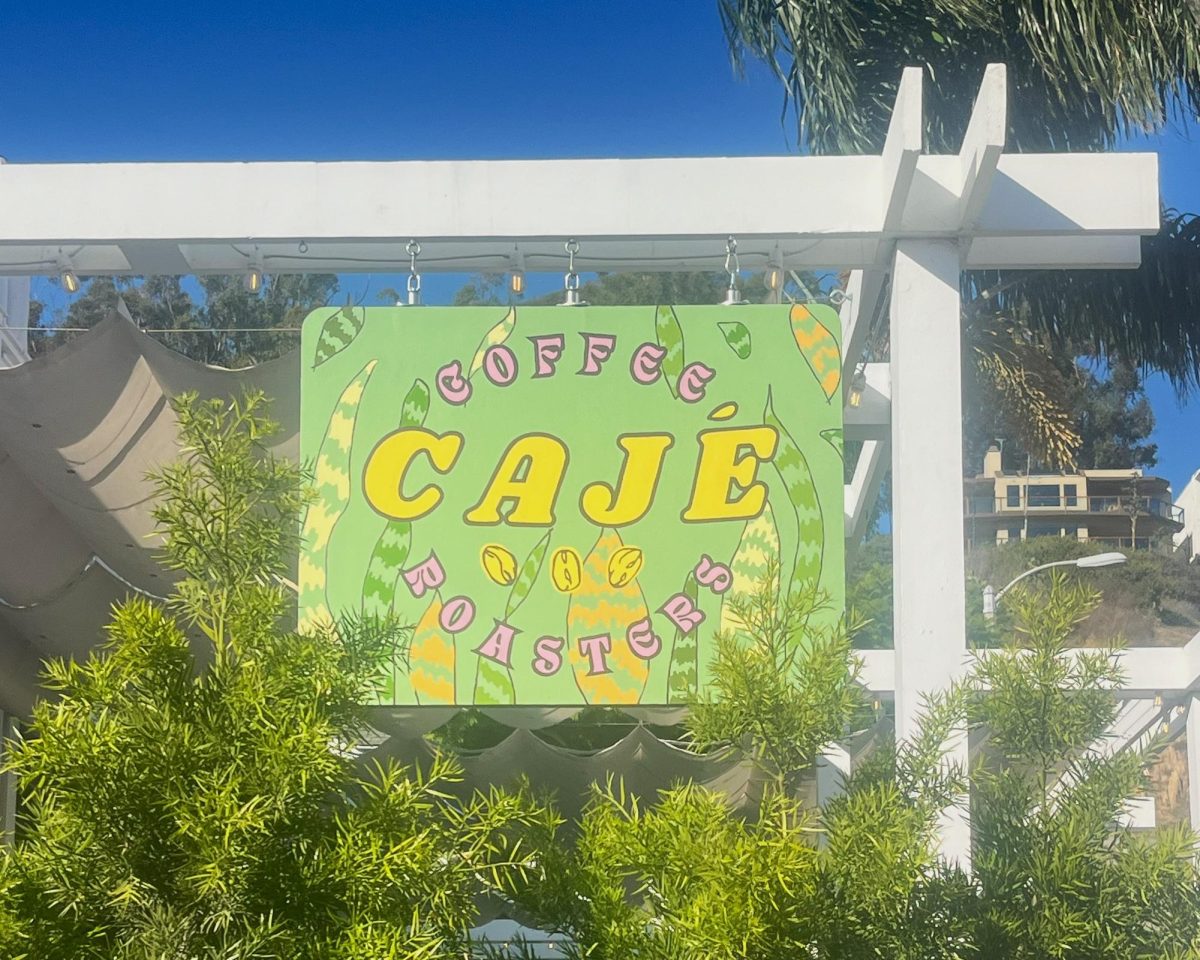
[0,393,538,960]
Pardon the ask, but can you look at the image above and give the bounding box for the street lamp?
[982,552,1127,619]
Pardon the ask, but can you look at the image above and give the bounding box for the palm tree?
[719,0,1200,468]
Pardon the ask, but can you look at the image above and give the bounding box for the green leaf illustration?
[654,305,686,397]
[667,573,700,704]
[718,320,752,359]
[764,388,824,597]
[312,304,365,369]
[820,427,844,461]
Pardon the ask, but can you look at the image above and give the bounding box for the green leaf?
[718,320,753,359]
[654,305,686,397]
[312,304,365,368]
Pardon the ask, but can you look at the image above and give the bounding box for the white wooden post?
[890,239,971,867]
[1188,694,1200,830]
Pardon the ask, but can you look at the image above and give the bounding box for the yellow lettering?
[464,433,567,526]
[580,434,673,526]
[681,425,778,522]
[362,428,463,521]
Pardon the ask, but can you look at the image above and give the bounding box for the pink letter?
[483,344,519,387]
[694,555,733,594]
[630,342,666,384]
[403,552,446,598]
[660,593,705,633]
[578,333,617,375]
[529,335,565,378]
[578,634,613,675]
[439,596,476,634]
[533,635,565,676]
[626,618,661,660]
[475,620,519,668]
[678,362,716,403]
[436,360,472,405]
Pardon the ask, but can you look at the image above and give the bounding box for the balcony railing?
[964,494,1184,524]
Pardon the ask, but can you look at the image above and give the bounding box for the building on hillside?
[1174,470,1200,560]
[0,277,30,369]
[964,445,1184,551]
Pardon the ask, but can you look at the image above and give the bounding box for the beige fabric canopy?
[0,317,768,811]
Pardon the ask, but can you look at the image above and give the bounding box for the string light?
[244,248,264,293]
[848,367,867,408]
[57,251,81,294]
[510,270,525,296]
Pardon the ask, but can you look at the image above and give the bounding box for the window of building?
[1006,485,1021,508]
[1028,484,1060,507]
[1028,521,1063,538]
[1063,483,1078,507]
[1007,526,1023,541]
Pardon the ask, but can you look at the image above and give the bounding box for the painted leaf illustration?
[764,388,825,597]
[821,427,844,461]
[299,359,377,633]
[360,378,430,704]
[654,305,685,398]
[717,320,752,359]
[467,306,517,379]
[666,573,700,704]
[567,530,651,704]
[473,531,552,705]
[409,593,456,705]
[789,302,841,401]
[720,503,781,640]
[312,304,366,369]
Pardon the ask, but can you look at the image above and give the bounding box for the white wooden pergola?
[0,63,1188,865]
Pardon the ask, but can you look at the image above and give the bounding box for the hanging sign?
[300,304,844,706]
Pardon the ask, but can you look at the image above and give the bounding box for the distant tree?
[30,273,337,367]
[966,354,1158,473]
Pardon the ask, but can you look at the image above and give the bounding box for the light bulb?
[60,267,81,294]
[510,270,525,296]
[767,264,783,292]
[244,267,263,294]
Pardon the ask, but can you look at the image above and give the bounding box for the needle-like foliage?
[0,392,540,960]
[969,574,1200,958]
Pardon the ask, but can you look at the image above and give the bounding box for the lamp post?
[982,551,1127,619]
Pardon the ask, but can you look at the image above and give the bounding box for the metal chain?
[721,236,745,305]
[561,238,583,306]
[406,239,422,306]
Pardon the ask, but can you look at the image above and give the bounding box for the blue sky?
[3,0,1198,493]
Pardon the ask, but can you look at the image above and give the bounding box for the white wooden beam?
[957,64,1007,234]
[844,439,890,543]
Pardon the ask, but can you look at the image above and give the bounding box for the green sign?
[300,304,844,706]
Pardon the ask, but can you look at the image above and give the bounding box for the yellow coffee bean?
[481,544,518,586]
[607,546,644,587]
[551,547,582,592]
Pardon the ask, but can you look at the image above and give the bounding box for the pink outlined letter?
[578,634,613,675]
[578,333,617,375]
[475,620,519,668]
[678,362,716,403]
[660,593,705,633]
[533,635,565,676]
[483,344,519,387]
[402,552,446,598]
[439,596,477,634]
[626,618,662,660]
[630,342,666,384]
[694,555,733,595]
[529,335,565,378]
[436,360,472,405]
